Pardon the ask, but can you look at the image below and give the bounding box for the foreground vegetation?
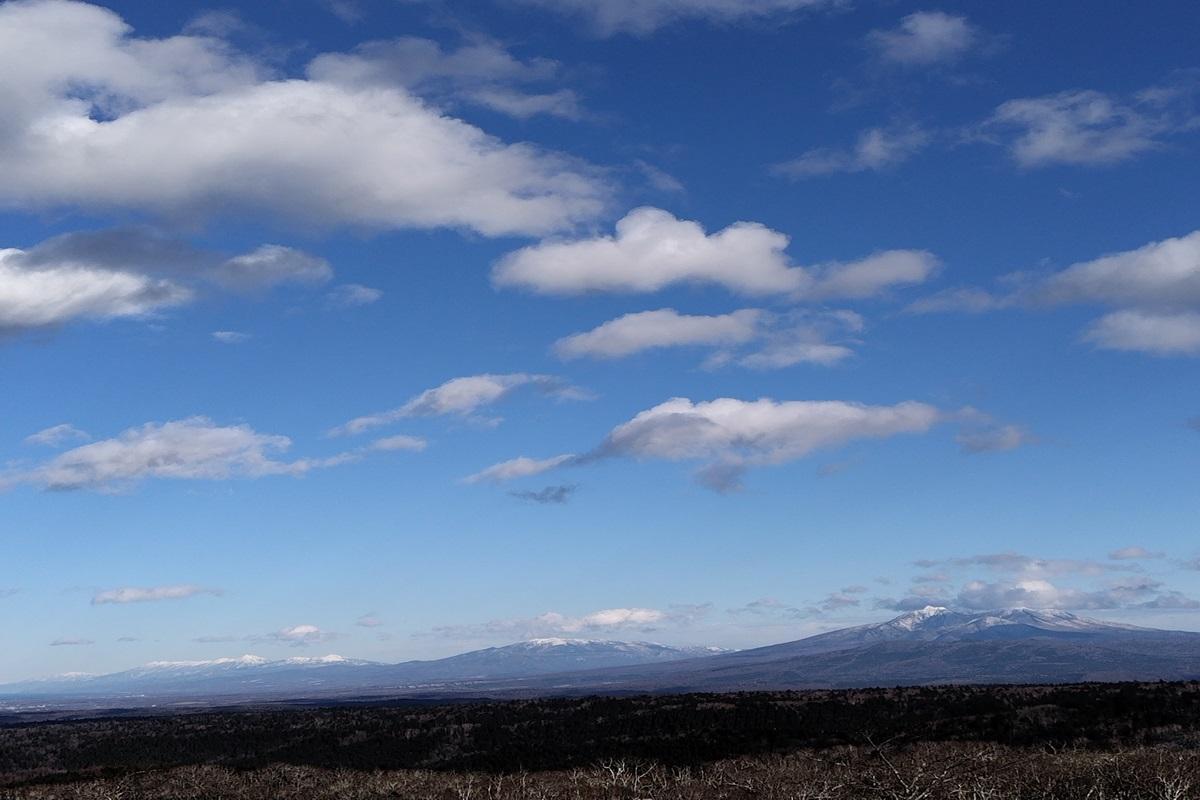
[7,745,1200,799]
[3,683,1200,798]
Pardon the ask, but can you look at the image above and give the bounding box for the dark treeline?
[3,682,1200,789]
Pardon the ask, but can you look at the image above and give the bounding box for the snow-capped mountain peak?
[888,606,952,630]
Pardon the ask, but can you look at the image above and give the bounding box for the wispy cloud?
[4,417,359,492]
[92,585,222,605]
[866,12,980,67]
[24,424,90,447]
[509,484,577,504]
[331,373,586,436]
[426,604,711,640]
[773,124,930,178]
[980,73,1200,168]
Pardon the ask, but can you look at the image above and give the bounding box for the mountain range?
[0,638,724,701]
[4,608,1199,708]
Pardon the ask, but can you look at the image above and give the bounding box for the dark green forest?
[4,682,1200,798]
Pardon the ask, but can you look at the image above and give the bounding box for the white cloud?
[1109,546,1164,561]
[867,11,978,66]
[24,423,90,447]
[212,330,250,344]
[955,576,1172,611]
[208,245,332,292]
[486,397,943,492]
[464,454,575,484]
[984,75,1200,168]
[911,230,1200,357]
[555,307,861,367]
[906,287,1011,314]
[599,397,939,462]
[356,613,383,628]
[956,424,1037,454]
[773,124,930,178]
[1037,230,1200,309]
[369,434,427,452]
[555,308,763,359]
[331,373,583,436]
[808,250,939,300]
[509,0,835,36]
[264,624,335,646]
[493,207,938,298]
[0,230,339,335]
[427,604,709,640]
[308,36,582,120]
[0,1,607,236]
[1084,310,1200,355]
[0,246,190,331]
[327,283,383,308]
[735,339,853,369]
[49,637,94,646]
[92,585,221,604]
[5,417,354,492]
[880,548,1200,613]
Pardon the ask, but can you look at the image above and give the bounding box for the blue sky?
[1,0,1198,682]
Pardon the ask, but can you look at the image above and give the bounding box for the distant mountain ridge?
[509,607,1200,692]
[0,639,727,699]
[4,609,1199,707]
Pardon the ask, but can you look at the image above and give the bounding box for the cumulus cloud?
[24,424,90,447]
[0,0,607,236]
[309,36,582,120]
[464,454,575,484]
[773,124,930,178]
[427,604,708,640]
[479,397,943,492]
[982,74,1200,168]
[556,308,763,359]
[331,373,584,436]
[877,549,1199,612]
[1036,231,1200,309]
[595,397,941,487]
[509,0,836,36]
[509,484,576,504]
[0,246,191,332]
[866,12,978,66]
[877,576,1199,612]
[1084,310,1200,356]
[92,585,221,605]
[954,576,1178,611]
[327,283,383,308]
[493,207,938,298]
[0,229,337,336]
[911,229,1200,357]
[4,417,355,492]
[356,613,383,628]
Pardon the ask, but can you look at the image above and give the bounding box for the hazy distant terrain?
[5,608,1199,713]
